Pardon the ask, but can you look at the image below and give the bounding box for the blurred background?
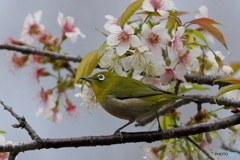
[0,0,240,159]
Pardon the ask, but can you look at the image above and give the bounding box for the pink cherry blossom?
[171,26,185,54]
[107,24,141,56]
[65,98,80,118]
[195,6,214,44]
[160,67,177,85]
[142,0,175,19]
[36,88,63,123]
[0,135,11,160]
[32,67,50,82]
[141,23,170,57]
[20,10,45,44]
[58,12,86,43]
[174,47,202,78]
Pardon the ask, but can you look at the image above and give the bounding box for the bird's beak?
[80,77,96,82]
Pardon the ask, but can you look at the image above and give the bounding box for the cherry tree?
[0,1,240,160]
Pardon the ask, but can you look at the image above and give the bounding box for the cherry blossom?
[6,37,24,45]
[162,142,186,160]
[121,46,164,76]
[65,98,80,118]
[171,26,185,54]
[160,67,177,85]
[173,47,202,78]
[9,53,28,71]
[104,15,118,31]
[75,84,101,113]
[20,10,45,44]
[195,6,214,44]
[107,24,141,56]
[204,51,233,76]
[99,47,124,75]
[226,124,240,147]
[29,54,45,63]
[32,67,50,82]
[143,146,159,160]
[142,0,175,19]
[0,135,12,160]
[58,12,86,43]
[141,23,170,58]
[36,88,63,123]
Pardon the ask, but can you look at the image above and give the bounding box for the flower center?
[147,33,160,46]
[118,31,130,42]
[29,24,42,35]
[63,21,74,32]
[150,0,162,10]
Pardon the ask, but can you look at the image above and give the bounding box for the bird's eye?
[97,74,105,81]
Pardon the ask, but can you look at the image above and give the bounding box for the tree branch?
[0,112,239,152]
[0,100,41,142]
[0,44,82,62]
[136,94,240,127]
[8,152,18,160]
[184,73,230,87]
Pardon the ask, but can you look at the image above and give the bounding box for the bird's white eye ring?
[97,74,105,81]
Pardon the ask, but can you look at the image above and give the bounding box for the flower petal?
[107,34,120,45]
[129,35,141,47]
[116,42,130,55]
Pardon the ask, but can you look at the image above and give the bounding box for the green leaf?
[74,50,99,84]
[215,77,240,84]
[214,84,240,101]
[161,115,176,143]
[118,0,144,27]
[192,29,208,44]
[0,130,6,134]
[98,41,109,58]
[166,10,178,30]
[190,18,228,50]
[191,83,209,91]
[179,82,209,94]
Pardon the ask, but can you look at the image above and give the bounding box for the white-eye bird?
[80,71,196,134]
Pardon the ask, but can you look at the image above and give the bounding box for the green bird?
[80,71,196,134]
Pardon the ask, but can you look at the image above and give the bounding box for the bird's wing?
[109,77,175,99]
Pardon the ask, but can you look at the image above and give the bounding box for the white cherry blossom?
[107,24,141,56]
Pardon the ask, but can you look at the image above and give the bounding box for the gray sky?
[0,1,240,160]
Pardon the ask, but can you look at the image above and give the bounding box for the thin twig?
[173,125,214,160]
[0,100,41,142]
[174,80,181,94]
[221,143,240,153]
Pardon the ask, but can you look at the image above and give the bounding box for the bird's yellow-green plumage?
[80,71,194,123]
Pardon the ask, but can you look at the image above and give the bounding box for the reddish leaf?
[190,18,228,50]
[176,11,189,16]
